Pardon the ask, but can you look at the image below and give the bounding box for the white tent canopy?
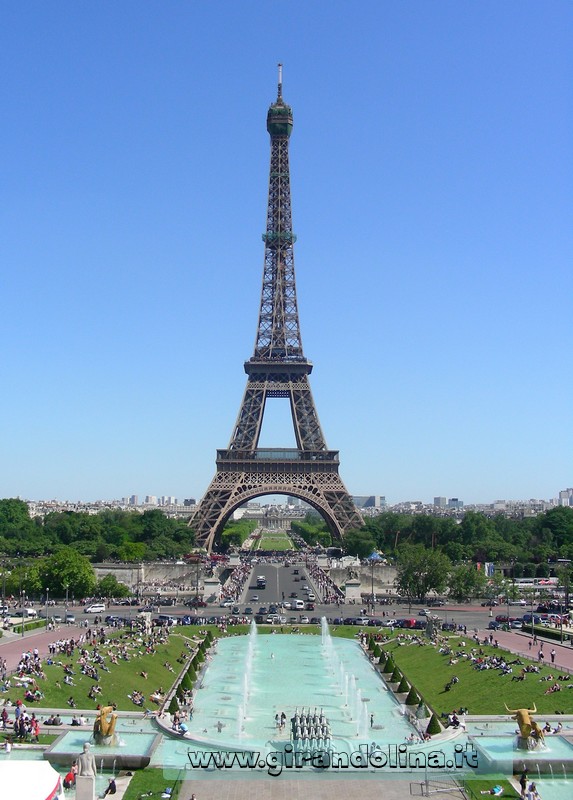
[0,761,64,800]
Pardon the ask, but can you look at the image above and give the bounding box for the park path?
[485,627,573,674]
[0,623,85,672]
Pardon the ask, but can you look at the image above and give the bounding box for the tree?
[395,543,451,602]
[39,547,97,598]
[97,574,130,599]
[448,563,487,603]
[343,530,376,560]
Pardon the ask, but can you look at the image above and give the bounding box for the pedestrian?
[550,649,556,664]
[519,769,528,799]
[528,640,532,651]
[370,713,374,728]
[103,778,117,796]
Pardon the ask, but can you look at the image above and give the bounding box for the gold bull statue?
[93,705,118,743]
[505,703,544,744]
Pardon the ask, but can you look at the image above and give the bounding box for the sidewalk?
[0,623,85,672]
[486,628,573,674]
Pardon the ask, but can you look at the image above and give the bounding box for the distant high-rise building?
[352,495,386,509]
[448,498,464,509]
[129,495,138,506]
[183,498,196,507]
[434,497,447,508]
[558,489,573,506]
[145,495,157,506]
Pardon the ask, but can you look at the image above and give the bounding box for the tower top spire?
[277,62,283,101]
[267,63,293,137]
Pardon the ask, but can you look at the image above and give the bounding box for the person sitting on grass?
[480,786,503,796]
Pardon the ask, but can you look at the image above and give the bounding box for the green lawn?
[463,778,520,800]
[255,531,294,550]
[122,767,183,800]
[383,634,573,716]
[5,629,203,712]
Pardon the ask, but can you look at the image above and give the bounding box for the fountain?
[181,623,419,754]
[93,705,118,746]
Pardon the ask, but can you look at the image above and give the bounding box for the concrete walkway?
[178,775,475,800]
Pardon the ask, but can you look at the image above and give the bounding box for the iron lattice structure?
[190,68,363,552]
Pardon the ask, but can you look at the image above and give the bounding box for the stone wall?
[329,565,397,596]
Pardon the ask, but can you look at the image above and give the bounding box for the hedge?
[405,686,421,705]
[426,712,442,736]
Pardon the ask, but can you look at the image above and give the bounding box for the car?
[305,602,315,611]
[258,607,268,615]
[510,620,523,629]
[308,593,316,601]
[250,595,259,602]
[185,598,206,608]
[495,615,509,623]
[52,614,62,623]
[288,617,298,624]
[488,621,501,630]
[64,613,76,624]
[138,605,155,613]
[300,616,310,624]
[302,585,310,591]
[232,606,240,615]
[310,617,320,625]
[154,615,177,626]
[269,605,278,614]
[418,609,430,616]
[84,603,105,614]
[481,600,499,607]
[220,600,233,607]
[353,617,370,625]
[266,614,279,624]
[289,592,298,598]
[430,599,446,606]
[384,618,398,627]
[244,607,253,615]
[283,601,292,610]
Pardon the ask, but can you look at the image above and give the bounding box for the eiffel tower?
[190,67,364,552]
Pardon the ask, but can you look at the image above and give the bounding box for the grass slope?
[384,635,573,716]
[5,630,202,712]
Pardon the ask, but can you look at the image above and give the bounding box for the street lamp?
[64,584,69,623]
[46,587,49,628]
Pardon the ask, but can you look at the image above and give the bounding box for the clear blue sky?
[2,1,571,505]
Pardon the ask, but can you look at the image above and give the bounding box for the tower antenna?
[277,62,283,101]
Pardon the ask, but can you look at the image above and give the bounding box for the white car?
[308,593,316,601]
[84,603,105,614]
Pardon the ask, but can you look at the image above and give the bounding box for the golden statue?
[93,705,118,743]
[505,703,545,746]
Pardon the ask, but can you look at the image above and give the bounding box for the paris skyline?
[2,2,571,507]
